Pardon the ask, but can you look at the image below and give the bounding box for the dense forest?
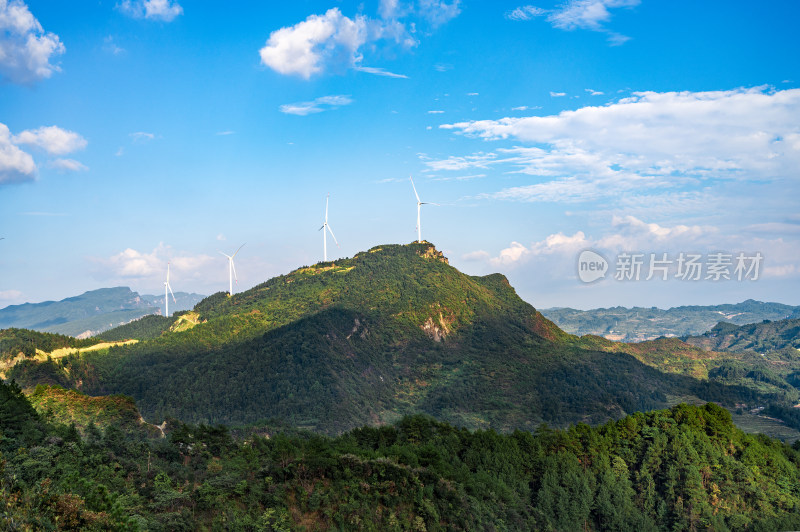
[2,380,800,530]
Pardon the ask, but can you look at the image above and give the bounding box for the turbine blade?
[325,193,329,223]
[421,202,440,206]
[410,176,420,202]
[232,243,245,258]
[319,224,325,231]
[327,224,339,247]
[231,260,238,284]
[166,262,170,283]
[167,283,176,302]
[219,251,231,258]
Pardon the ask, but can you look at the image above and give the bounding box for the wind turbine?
[220,244,245,296]
[410,176,439,243]
[319,193,339,261]
[164,262,176,317]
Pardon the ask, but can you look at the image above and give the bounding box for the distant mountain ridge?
[0,287,205,337]
[542,300,800,342]
[684,318,800,354]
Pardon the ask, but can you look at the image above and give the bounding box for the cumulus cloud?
[0,123,36,183]
[1,122,87,184]
[506,0,639,45]
[259,8,368,79]
[476,216,713,271]
[97,244,214,280]
[259,2,459,79]
[279,94,353,116]
[0,0,65,84]
[436,87,800,203]
[117,0,183,22]
[13,125,87,155]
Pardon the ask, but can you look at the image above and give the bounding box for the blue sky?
[1,0,799,311]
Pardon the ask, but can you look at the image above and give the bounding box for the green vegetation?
[684,318,800,354]
[5,243,781,435]
[543,300,799,341]
[28,384,161,437]
[0,328,96,362]
[2,380,800,530]
[97,314,178,341]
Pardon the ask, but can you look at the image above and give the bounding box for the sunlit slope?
[9,243,768,434]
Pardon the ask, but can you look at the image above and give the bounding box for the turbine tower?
[220,244,245,296]
[410,176,439,243]
[164,262,176,317]
[319,193,339,261]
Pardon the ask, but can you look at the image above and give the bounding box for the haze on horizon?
[1,0,798,311]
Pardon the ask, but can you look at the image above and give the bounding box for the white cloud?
[0,123,36,184]
[259,8,369,79]
[585,88,604,95]
[130,131,155,142]
[427,110,444,114]
[98,244,214,280]
[550,91,566,97]
[13,125,87,155]
[279,94,353,116]
[439,87,800,203]
[216,130,235,136]
[482,217,711,269]
[0,0,64,84]
[420,151,498,171]
[467,92,478,96]
[417,0,461,27]
[259,4,459,79]
[103,35,125,55]
[434,63,452,72]
[48,158,88,172]
[118,0,183,22]
[505,5,547,21]
[0,289,23,301]
[1,123,88,184]
[354,65,408,78]
[506,0,639,45]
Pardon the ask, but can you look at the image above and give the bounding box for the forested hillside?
[2,380,800,530]
[684,318,800,354]
[5,243,781,435]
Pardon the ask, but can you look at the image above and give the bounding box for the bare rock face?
[418,245,449,264]
[421,313,452,342]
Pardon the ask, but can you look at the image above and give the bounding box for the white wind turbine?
[410,176,439,243]
[164,262,176,317]
[319,193,339,261]
[220,244,245,296]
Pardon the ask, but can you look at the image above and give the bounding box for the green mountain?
[0,287,205,338]
[3,379,800,530]
[684,318,800,354]
[542,300,799,342]
[5,243,780,435]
